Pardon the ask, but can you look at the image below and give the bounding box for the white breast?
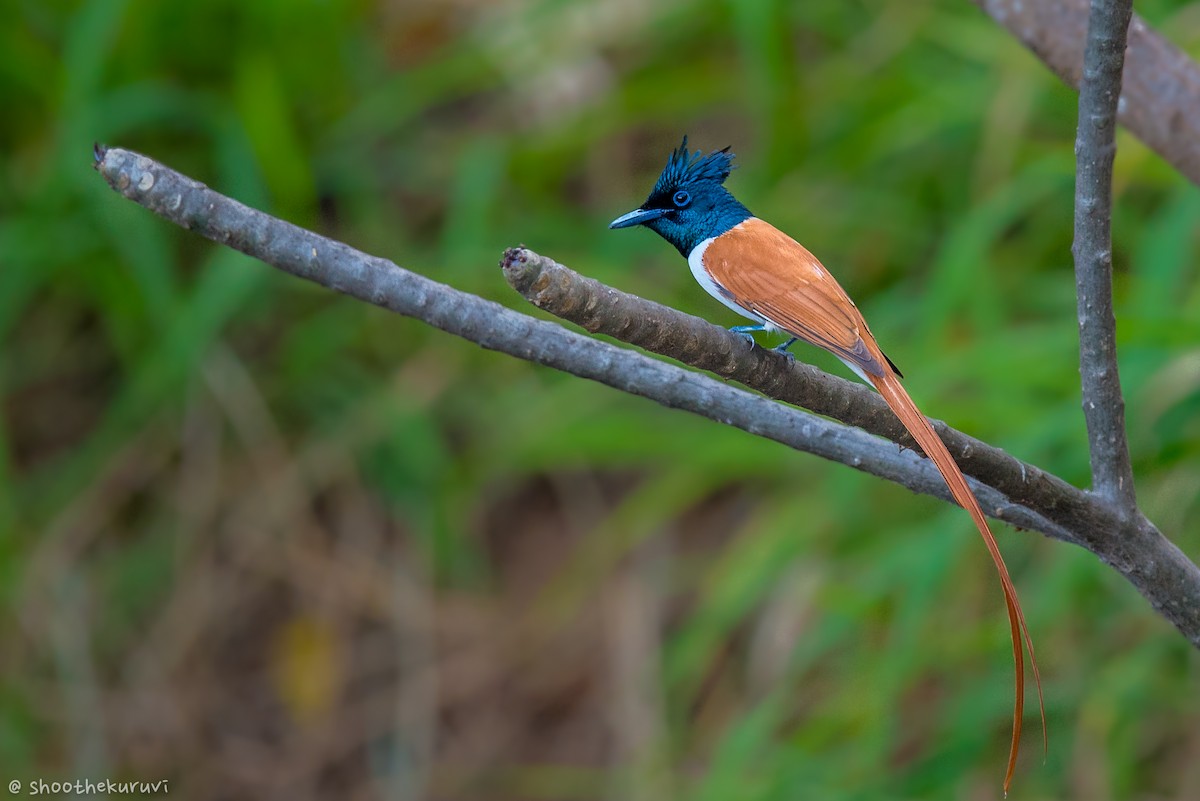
[687,235,771,327]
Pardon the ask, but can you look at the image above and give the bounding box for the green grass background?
[3,0,1200,798]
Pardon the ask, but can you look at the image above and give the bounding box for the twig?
[1072,0,1136,509]
[94,146,1200,648]
[504,250,1084,534]
[89,146,1042,523]
[972,0,1200,188]
[502,249,1200,647]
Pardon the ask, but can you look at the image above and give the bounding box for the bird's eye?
[672,190,691,208]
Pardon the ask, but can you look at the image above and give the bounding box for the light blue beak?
[609,207,667,229]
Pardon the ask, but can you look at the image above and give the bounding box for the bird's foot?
[773,337,798,360]
[729,324,765,350]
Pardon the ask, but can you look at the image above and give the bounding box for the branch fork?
[94,144,1200,647]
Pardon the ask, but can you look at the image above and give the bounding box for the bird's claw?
[772,337,798,359]
[729,325,763,350]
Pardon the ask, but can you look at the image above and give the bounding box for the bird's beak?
[609,207,667,229]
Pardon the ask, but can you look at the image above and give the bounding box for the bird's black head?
[609,136,752,257]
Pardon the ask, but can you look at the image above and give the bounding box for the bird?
[610,136,1045,792]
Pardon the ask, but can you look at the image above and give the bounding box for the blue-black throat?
[609,137,753,257]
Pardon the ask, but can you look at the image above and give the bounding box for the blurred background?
[4,0,1200,798]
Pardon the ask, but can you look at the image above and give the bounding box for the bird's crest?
[651,135,736,196]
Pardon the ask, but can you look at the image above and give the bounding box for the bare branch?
[503,250,1082,534]
[90,146,1041,522]
[1071,0,1137,509]
[501,249,1200,647]
[94,146,1200,648]
[973,0,1200,188]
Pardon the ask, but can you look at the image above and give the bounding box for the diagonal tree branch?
[501,248,1200,647]
[503,250,1086,536]
[972,0,1200,189]
[94,146,1200,649]
[1072,0,1136,510]
[88,148,1042,527]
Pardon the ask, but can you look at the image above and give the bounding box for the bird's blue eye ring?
[672,190,691,208]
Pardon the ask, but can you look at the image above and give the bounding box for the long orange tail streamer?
[869,370,1045,794]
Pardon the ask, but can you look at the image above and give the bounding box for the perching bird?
[610,137,1044,792]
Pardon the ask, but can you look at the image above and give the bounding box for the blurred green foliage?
[3,0,1200,798]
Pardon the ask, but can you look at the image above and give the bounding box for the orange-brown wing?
[707,221,1043,789]
[704,218,891,377]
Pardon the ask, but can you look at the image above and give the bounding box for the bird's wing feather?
[869,368,1045,793]
[702,218,891,377]
[702,216,1044,792]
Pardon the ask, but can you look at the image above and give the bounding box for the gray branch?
[1072,0,1137,509]
[94,146,1200,649]
[973,0,1200,189]
[504,250,1086,530]
[502,248,1200,646]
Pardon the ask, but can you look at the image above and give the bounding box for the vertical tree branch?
[1072,0,1136,510]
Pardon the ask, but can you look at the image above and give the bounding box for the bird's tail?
[868,369,1045,794]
